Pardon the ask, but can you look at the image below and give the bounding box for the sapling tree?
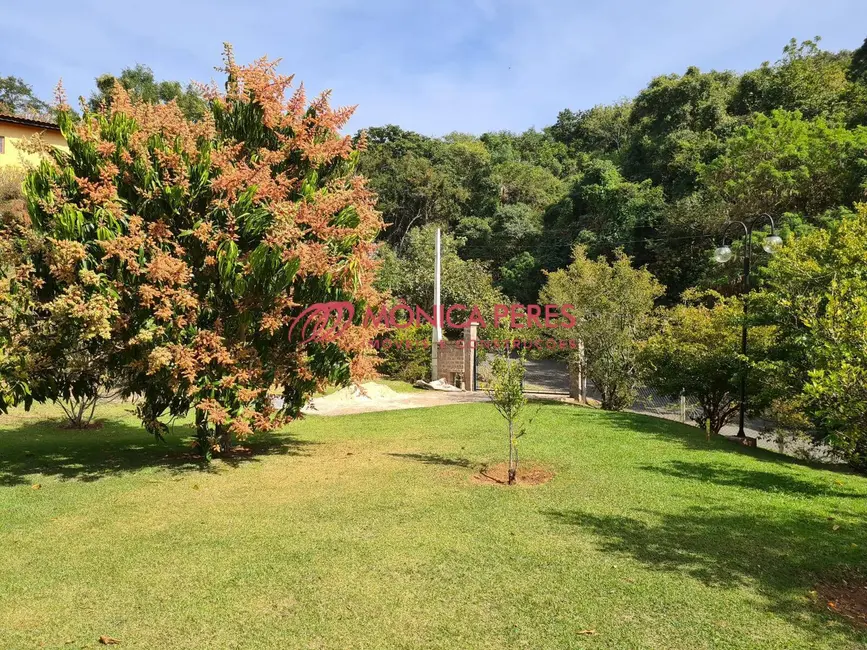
[486,351,527,485]
[1,166,118,428]
[12,46,383,456]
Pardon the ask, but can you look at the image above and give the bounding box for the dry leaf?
[577,629,597,635]
[98,635,120,645]
[31,484,41,490]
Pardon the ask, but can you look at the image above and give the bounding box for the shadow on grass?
[387,452,476,468]
[544,505,867,639]
[0,418,313,486]
[641,460,863,498]
[578,409,855,472]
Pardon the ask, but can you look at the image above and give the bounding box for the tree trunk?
[60,395,99,429]
[194,410,212,459]
[507,421,516,485]
[217,424,232,455]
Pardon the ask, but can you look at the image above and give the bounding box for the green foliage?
[482,128,574,177]
[358,126,470,247]
[499,251,541,305]
[486,352,527,484]
[542,158,666,270]
[625,66,738,197]
[700,109,867,221]
[730,38,851,121]
[361,37,867,307]
[641,290,776,434]
[492,160,563,209]
[0,168,109,428]
[541,246,664,410]
[759,204,867,471]
[366,36,867,306]
[0,75,50,117]
[548,102,632,159]
[647,193,730,300]
[488,203,542,265]
[849,37,867,84]
[376,324,431,382]
[378,225,503,320]
[0,168,32,413]
[89,64,206,121]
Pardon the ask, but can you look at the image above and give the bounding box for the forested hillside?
[359,37,867,305]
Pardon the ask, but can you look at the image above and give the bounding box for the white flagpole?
[431,227,442,380]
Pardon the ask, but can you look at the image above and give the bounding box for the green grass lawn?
[1,401,866,649]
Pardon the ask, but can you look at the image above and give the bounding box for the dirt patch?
[315,382,400,405]
[816,577,867,627]
[471,462,554,486]
[303,383,487,416]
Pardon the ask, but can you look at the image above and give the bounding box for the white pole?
[431,228,442,381]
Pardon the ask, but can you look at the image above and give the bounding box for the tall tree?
[548,102,632,160]
[641,289,776,434]
[15,47,382,456]
[0,75,50,117]
[377,225,502,317]
[625,67,738,197]
[730,38,851,121]
[539,158,666,274]
[759,204,867,472]
[699,110,867,222]
[358,126,468,247]
[89,64,206,121]
[541,246,663,410]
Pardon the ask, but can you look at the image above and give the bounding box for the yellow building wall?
[0,123,67,169]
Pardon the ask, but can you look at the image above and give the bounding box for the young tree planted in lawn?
[13,46,383,456]
[541,245,663,410]
[486,351,527,485]
[640,289,776,435]
[1,165,118,428]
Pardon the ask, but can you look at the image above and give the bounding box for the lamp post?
[713,214,782,438]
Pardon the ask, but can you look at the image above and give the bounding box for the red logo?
[289,301,355,344]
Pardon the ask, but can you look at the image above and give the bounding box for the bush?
[760,205,867,471]
[376,324,431,382]
[641,290,776,435]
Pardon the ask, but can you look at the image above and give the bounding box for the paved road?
[477,357,571,393]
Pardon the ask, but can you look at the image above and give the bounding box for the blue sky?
[4,1,867,136]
